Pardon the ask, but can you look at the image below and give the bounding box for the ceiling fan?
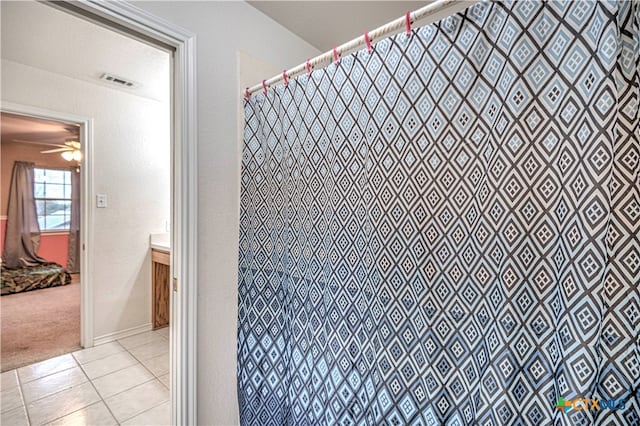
[40,140,82,161]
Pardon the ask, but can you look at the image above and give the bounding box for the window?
[34,168,72,231]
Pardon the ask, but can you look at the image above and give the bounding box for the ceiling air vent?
[99,73,139,88]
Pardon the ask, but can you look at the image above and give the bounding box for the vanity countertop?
[150,233,170,253]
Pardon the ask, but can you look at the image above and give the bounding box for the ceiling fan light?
[72,150,82,161]
[61,151,74,161]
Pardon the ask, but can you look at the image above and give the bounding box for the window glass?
[34,168,72,231]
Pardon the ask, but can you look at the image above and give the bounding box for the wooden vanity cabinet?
[152,248,170,329]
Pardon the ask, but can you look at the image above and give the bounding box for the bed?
[1,263,72,295]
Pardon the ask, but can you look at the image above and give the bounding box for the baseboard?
[93,323,153,346]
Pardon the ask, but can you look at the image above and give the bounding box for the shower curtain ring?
[364,32,372,53]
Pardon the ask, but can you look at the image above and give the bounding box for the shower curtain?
[238,1,639,425]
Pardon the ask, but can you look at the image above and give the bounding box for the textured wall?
[131,2,320,423]
[1,59,170,339]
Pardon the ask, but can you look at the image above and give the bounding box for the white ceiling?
[0,1,170,102]
[247,1,473,52]
[1,1,471,104]
[1,112,79,148]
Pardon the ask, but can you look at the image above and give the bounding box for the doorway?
[1,0,196,424]
[0,112,83,370]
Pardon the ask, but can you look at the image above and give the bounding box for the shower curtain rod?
[244,0,460,97]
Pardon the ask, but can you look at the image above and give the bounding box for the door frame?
[0,103,94,349]
[40,1,198,424]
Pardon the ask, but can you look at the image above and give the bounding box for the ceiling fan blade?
[12,139,69,148]
[40,148,72,154]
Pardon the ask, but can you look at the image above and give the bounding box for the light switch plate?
[96,194,108,208]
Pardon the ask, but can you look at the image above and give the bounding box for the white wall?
[1,59,170,339]
[130,2,320,424]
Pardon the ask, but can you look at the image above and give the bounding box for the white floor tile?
[1,405,29,426]
[22,366,88,403]
[26,381,100,425]
[47,401,117,426]
[1,370,19,392]
[154,327,169,339]
[104,379,168,423]
[92,364,154,399]
[127,339,169,361]
[121,400,170,426]
[6,329,175,425]
[158,373,169,389]
[140,353,169,377]
[117,331,164,350]
[18,354,77,383]
[72,342,125,365]
[81,352,138,380]
[1,386,24,413]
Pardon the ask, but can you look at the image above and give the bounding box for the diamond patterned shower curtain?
[238,1,640,424]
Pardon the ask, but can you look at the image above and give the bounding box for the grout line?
[74,352,126,426]
[10,330,170,426]
[76,357,136,388]
[17,360,78,385]
[124,344,167,380]
[73,357,122,425]
[23,353,131,406]
[117,331,167,351]
[118,398,170,425]
[71,342,127,366]
[77,351,141,382]
[158,374,170,390]
[85,342,168,423]
[102,376,157,401]
[45,400,112,426]
[29,368,98,425]
[20,370,90,406]
[81,366,121,426]
[107,345,169,424]
[15,369,32,426]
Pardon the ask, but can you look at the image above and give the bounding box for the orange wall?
[1,141,72,267]
[37,231,70,267]
[0,218,69,267]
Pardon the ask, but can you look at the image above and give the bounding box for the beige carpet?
[1,275,81,372]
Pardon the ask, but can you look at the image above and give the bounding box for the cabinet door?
[153,261,170,329]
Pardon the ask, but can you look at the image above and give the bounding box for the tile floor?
[1,328,170,425]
